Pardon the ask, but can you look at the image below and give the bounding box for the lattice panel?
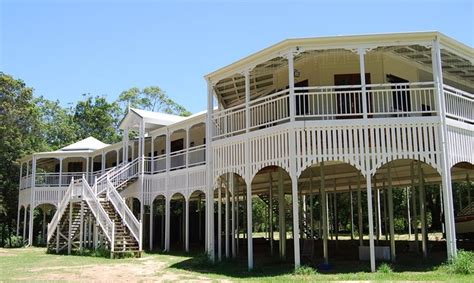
[188,169,207,192]
[249,129,291,180]
[33,188,65,208]
[147,175,166,205]
[447,125,474,168]
[295,122,442,177]
[367,122,441,174]
[213,140,246,182]
[295,125,366,177]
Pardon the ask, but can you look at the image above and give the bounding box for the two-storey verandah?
[17,137,112,245]
[205,32,473,271]
[17,108,209,250]
[119,108,208,252]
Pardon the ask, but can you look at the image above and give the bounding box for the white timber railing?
[212,103,246,138]
[444,85,474,124]
[212,82,473,139]
[35,172,86,187]
[144,145,206,174]
[170,149,187,170]
[249,89,290,130]
[46,178,76,243]
[94,158,140,195]
[107,157,140,190]
[20,175,32,190]
[294,82,437,119]
[365,82,436,117]
[188,144,206,166]
[81,177,115,247]
[47,177,116,247]
[106,177,142,250]
[144,154,166,174]
[92,158,142,250]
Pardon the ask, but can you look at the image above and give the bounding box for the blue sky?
[1,0,473,113]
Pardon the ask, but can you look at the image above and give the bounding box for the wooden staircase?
[47,160,143,257]
[115,176,138,191]
[99,197,140,255]
[47,201,94,253]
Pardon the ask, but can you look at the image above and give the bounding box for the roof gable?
[60,137,109,151]
[119,107,187,130]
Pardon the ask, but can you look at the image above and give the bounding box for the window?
[171,139,184,152]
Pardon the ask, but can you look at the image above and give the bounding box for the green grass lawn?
[1,247,473,282]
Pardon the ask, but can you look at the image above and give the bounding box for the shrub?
[445,250,474,275]
[294,265,317,276]
[72,247,111,258]
[377,262,393,273]
[115,251,135,259]
[90,247,111,258]
[4,235,25,248]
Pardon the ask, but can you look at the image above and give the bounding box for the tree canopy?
[73,94,122,144]
[0,72,45,246]
[118,86,191,116]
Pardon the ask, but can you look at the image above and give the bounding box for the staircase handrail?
[95,160,129,184]
[108,157,140,191]
[106,177,141,249]
[81,177,115,246]
[47,177,76,243]
[93,164,122,195]
[94,157,140,195]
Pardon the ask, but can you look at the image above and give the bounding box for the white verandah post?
[28,156,36,246]
[185,196,189,252]
[231,174,236,258]
[225,176,230,259]
[243,68,253,271]
[287,49,301,269]
[205,79,215,262]
[358,47,376,272]
[432,37,457,260]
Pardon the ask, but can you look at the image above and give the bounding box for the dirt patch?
[0,249,16,256]
[19,256,220,282]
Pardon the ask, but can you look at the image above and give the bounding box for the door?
[334,73,371,119]
[295,80,309,116]
[170,138,184,168]
[387,74,411,113]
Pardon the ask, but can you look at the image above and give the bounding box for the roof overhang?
[204,31,473,84]
[204,32,473,108]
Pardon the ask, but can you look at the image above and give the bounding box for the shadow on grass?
[168,251,448,279]
[169,255,295,279]
[144,249,202,258]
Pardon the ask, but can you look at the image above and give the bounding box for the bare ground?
[4,248,226,282]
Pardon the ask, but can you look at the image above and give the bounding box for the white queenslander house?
[17,32,473,272]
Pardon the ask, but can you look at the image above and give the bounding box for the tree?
[118,86,191,117]
[73,94,122,144]
[36,97,78,150]
[0,72,45,246]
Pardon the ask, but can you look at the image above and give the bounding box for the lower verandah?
[138,158,473,270]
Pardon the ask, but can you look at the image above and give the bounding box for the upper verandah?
[204,31,473,86]
[203,32,473,139]
[19,108,206,162]
[204,32,473,108]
